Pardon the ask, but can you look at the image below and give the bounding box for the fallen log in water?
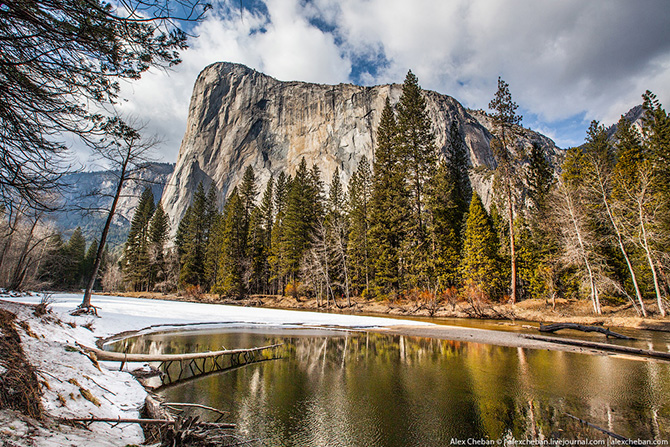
[538,322,635,340]
[522,333,670,361]
[563,413,630,442]
[59,417,235,429]
[76,342,282,363]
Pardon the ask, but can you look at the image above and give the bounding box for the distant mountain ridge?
[51,162,175,246]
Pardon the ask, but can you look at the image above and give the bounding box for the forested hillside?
[118,73,670,316]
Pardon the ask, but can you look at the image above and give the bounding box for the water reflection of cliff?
[116,331,670,445]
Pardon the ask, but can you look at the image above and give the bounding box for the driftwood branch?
[163,402,229,422]
[538,323,635,340]
[522,334,670,360]
[76,342,283,363]
[563,413,630,442]
[59,417,235,429]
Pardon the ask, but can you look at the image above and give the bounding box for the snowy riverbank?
[0,293,435,446]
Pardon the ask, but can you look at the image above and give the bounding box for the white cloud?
[113,0,670,158]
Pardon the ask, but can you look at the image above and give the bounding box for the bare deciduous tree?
[75,118,159,314]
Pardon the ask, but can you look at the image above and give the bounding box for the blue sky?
[112,0,670,165]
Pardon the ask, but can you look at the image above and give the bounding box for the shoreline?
[99,290,670,332]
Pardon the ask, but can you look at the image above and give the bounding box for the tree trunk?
[561,183,601,314]
[507,181,517,304]
[600,189,646,316]
[638,202,665,316]
[80,156,129,310]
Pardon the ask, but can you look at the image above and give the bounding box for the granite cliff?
[162,62,562,233]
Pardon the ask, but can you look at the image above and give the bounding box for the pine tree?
[214,189,247,297]
[326,168,350,305]
[204,185,219,239]
[520,142,556,300]
[396,70,437,288]
[239,165,258,226]
[123,187,155,290]
[281,158,322,293]
[175,206,192,261]
[347,156,373,295]
[148,203,170,291]
[427,160,461,289]
[65,227,86,288]
[489,76,523,303]
[274,171,289,218]
[82,239,98,288]
[247,206,267,294]
[427,121,472,290]
[369,98,409,297]
[459,192,503,299]
[256,178,274,293]
[178,182,208,289]
[204,212,224,289]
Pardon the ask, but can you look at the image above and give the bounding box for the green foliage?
[280,158,324,288]
[347,157,373,295]
[396,70,437,288]
[0,0,205,209]
[426,121,471,290]
[460,193,504,300]
[178,183,210,289]
[214,189,247,297]
[147,203,170,289]
[122,187,155,291]
[369,99,409,296]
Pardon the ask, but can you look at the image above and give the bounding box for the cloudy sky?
[114,0,670,165]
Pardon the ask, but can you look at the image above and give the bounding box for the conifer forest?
[105,72,670,317]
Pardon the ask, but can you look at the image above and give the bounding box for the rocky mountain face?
[162,62,562,234]
[51,163,174,246]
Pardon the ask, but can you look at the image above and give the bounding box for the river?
[108,322,670,446]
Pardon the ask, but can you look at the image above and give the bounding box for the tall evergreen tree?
[147,203,170,290]
[204,212,224,289]
[369,98,410,297]
[269,173,290,295]
[255,178,274,293]
[489,76,523,303]
[459,192,503,299]
[326,168,350,304]
[520,142,556,300]
[239,166,258,225]
[64,227,87,288]
[347,157,373,295]
[123,187,155,290]
[427,121,472,289]
[281,158,322,292]
[178,182,209,289]
[396,70,437,288]
[214,189,248,297]
[82,239,99,288]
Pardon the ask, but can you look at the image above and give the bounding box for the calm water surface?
[110,327,670,445]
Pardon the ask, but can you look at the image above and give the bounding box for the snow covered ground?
[0,292,434,446]
[8,293,436,340]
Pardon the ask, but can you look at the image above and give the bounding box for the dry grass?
[0,309,44,420]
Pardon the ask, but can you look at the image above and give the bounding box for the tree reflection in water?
[111,329,670,446]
